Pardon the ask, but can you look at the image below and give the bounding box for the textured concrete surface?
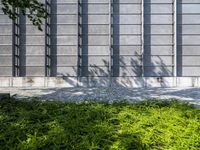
[1,77,200,88]
[1,1,200,77]
[1,87,200,107]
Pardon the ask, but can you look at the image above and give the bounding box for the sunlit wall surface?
[0,0,200,77]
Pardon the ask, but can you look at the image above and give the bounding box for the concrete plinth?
[0,77,199,88]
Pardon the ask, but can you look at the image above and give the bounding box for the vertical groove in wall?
[12,19,14,77]
[18,10,25,77]
[80,0,87,77]
[173,0,177,77]
[109,0,113,82]
[45,0,51,77]
[13,8,20,77]
[78,0,82,77]
[141,0,144,77]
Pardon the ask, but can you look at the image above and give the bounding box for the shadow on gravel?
[36,87,200,107]
[8,84,200,107]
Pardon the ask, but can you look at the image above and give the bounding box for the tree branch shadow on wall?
[32,0,180,99]
[44,0,171,87]
[12,1,200,110]
[144,0,173,78]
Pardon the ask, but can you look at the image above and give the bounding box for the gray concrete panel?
[144,0,174,77]
[0,3,13,77]
[0,67,12,76]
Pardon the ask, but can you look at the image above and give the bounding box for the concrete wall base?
[0,77,199,88]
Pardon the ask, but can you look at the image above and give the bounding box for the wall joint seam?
[141,0,144,77]
[173,0,177,77]
[109,0,113,85]
[45,0,51,77]
[12,8,20,77]
[78,0,82,77]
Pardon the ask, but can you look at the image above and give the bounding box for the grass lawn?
[0,99,200,150]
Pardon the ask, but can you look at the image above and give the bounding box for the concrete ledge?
[145,77,176,88]
[0,77,12,87]
[112,77,145,88]
[0,77,200,88]
[46,77,79,87]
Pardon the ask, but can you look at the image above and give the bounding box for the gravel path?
[1,87,200,106]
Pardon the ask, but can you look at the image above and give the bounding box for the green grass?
[0,99,200,150]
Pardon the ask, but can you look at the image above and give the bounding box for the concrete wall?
[144,0,174,77]
[1,0,200,87]
[50,0,78,76]
[177,0,200,76]
[0,3,13,76]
